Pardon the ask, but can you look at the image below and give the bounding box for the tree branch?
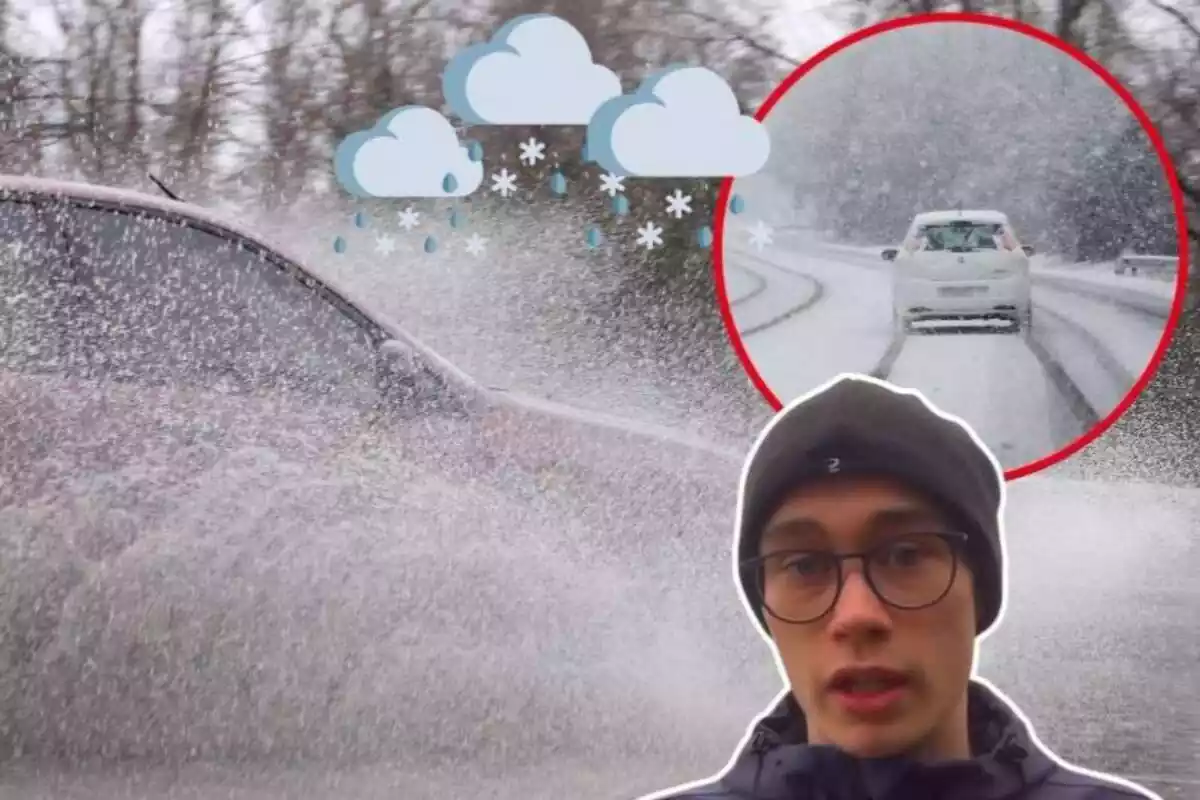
[1147,0,1200,47]
[674,8,802,67]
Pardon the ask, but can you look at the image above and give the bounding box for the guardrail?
[1114,253,1178,276]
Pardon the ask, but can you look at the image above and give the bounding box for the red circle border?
[712,11,1191,482]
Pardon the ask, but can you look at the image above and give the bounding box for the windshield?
[915,220,1006,252]
[0,198,382,404]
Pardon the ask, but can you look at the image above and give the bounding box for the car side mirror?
[1022,245,1035,256]
[882,248,898,261]
[375,338,469,416]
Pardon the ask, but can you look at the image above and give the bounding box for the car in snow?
[881,209,1035,334]
[0,174,745,761]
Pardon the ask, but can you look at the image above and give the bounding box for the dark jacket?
[654,681,1157,800]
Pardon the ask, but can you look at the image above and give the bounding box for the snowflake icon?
[464,233,487,257]
[374,234,397,255]
[665,189,692,219]
[598,172,625,197]
[491,168,518,197]
[748,220,774,251]
[518,137,546,166]
[636,221,664,250]
[397,207,421,231]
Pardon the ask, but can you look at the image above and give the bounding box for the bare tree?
[253,0,327,208]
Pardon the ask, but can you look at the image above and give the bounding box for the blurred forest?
[0,0,1195,295]
[0,0,788,318]
[754,21,1179,261]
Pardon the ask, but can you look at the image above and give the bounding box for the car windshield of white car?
[918,221,1002,252]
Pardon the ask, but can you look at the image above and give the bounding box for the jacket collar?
[720,680,1055,800]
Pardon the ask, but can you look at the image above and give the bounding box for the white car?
[882,209,1034,333]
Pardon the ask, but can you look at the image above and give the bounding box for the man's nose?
[827,564,893,640]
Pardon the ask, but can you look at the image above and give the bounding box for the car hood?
[0,369,747,762]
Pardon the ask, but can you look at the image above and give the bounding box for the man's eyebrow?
[864,506,947,529]
[760,517,826,543]
[760,505,947,545]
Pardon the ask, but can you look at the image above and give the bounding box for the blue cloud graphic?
[586,65,770,178]
[443,13,622,126]
[333,106,483,198]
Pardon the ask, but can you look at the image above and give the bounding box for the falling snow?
[599,173,626,197]
[747,220,773,251]
[464,233,487,256]
[491,169,518,197]
[0,15,1195,800]
[519,137,547,166]
[636,221,664,249]
[374,234,397,255]
[665,189,692,219]
[397,206,421,230]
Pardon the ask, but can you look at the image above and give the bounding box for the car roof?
[912,209,1010,225]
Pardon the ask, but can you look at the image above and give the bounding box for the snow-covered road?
[722,233,1178,470]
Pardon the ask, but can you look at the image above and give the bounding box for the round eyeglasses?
[741,531,969,624]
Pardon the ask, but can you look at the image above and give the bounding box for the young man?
[646,374,1159,800]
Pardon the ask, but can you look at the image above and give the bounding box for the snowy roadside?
[1031,259,1178,313]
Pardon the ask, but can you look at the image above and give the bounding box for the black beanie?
[734,374,1005,636]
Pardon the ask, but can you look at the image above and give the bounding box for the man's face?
[759,475,977,760]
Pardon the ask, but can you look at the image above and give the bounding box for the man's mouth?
[827,667,911,716]
[829,667,909,693]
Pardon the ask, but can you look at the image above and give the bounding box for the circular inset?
[714,13,1188,480]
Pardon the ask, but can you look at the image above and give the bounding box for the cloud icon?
[333,105,483,198]
[586,65,770,178]
[443,13,622,126]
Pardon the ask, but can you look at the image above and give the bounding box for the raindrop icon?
[333,236,347,254]
[729,194,746,214]
[696,226,714,248]
[353,211,368,228]
[423,235,438,254]
[549,170,567,196]
[611,194,630,216]
[449,208,466,229]
[466,141,484,162]
[585,227,603,249]
[442,173,458,193]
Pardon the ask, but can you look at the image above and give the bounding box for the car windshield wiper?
[147,172,183,202]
